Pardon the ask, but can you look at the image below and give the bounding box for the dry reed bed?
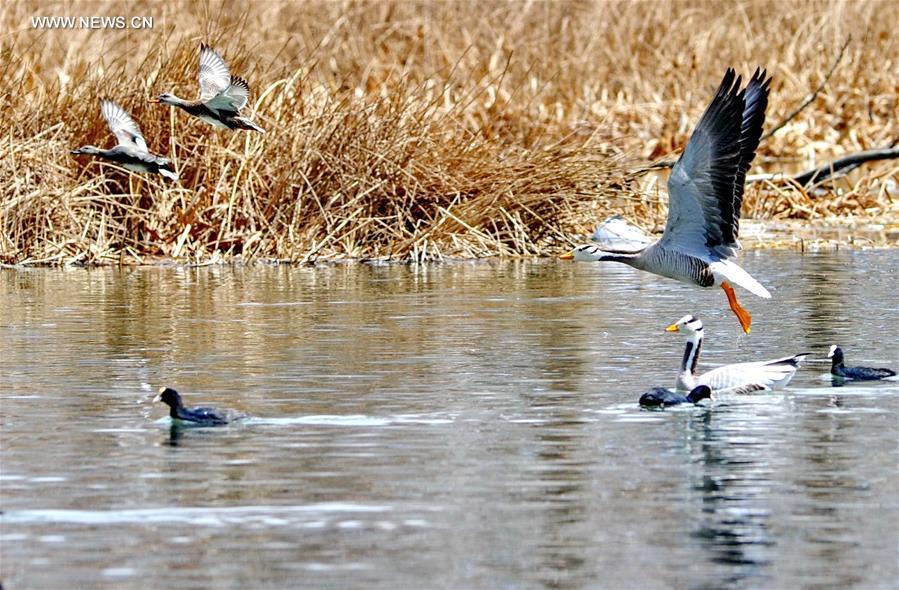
[1,0,896,265]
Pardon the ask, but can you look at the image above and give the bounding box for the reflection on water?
[691,407,775,588]
[1,252,897,589]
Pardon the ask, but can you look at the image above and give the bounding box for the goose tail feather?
[711,260,771,298]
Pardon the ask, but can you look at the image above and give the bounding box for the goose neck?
[598,250,643,266]
[675,330,703,391]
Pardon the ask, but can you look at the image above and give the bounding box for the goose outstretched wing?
[660,68,771,260]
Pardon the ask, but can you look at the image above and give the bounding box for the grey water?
[1,251,897,590]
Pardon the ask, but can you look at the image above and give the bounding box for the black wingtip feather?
[693,69,747,252]
[729,67,773,243]
[699,67,772,251]
[230,76,251,89]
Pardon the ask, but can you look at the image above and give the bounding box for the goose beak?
[665,323,679,332]
[153,393,163,402]
[559,251,574,260]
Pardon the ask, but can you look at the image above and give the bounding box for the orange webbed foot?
[721,281,752,334]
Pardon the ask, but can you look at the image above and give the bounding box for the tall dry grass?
[1,0,897,265]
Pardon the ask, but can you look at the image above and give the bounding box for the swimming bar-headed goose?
[71,99,178,180]
[562,69,772,334]
[151,43,265,133]
[665,314,807,394]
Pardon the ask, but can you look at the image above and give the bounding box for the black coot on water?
[639,385,712,407]
[828,346,896,381]
[154,387,240,426]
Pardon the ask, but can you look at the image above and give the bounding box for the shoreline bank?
[3,216,896,268]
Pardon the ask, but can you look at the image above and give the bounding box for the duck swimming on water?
[639,385,712,407]
[151,43,265,133]
[827,345,896,381]
[562,69,773,334]
[153,387,239,426]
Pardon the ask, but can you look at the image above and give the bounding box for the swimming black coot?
[639,385,712,407]
[153,387,235,425]
[828,345,896,381]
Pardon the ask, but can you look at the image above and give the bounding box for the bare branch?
[746,146,899,187]
[761,35,852,141]
[634,37,853,176]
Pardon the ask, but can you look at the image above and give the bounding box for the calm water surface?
[1,251,897,589]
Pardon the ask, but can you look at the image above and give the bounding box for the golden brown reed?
[1,0,897,265]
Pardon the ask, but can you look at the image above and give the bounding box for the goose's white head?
[827,345,841,359]
[560,244,607,261]
[665,314,704,334]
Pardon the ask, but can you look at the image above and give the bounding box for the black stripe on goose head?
[666,314,704,333]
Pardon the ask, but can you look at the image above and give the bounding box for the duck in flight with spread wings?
[151,43,265,133]
[562,69,772,334]
[71,98,178,180]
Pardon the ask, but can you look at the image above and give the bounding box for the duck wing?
[101,99,148,152]
[660,69,770,261]
[206,76,250,112]
[198,43,232,102]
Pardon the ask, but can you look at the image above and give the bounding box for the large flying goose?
[563,69,772,334]
[151,43,265,133]
[665,314,807,394]
[71,99,178,180]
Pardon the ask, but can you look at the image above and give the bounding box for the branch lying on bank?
[747,146,899,187]
[793,147,899,187]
